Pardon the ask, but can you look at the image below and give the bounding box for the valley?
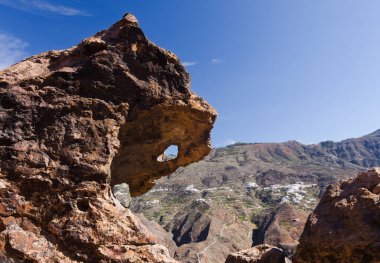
[131,130,380,262]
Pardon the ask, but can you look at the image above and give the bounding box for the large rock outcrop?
[0,13,216,262]
[295,168,380,262]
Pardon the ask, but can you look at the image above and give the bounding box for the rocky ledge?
[0,14,216,262]
[225,244,288,263]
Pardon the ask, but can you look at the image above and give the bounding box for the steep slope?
[131,131,380,262]
[0,14,216,262]
[252,203,308,256]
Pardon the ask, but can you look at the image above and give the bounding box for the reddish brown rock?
[225,244,287,263]
[0,13,216,262]
[294,168,380,263]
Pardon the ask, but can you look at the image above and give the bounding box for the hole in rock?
[77,199,90,212]
[157,145,179,162]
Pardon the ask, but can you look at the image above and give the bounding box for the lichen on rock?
[0,13,216,262]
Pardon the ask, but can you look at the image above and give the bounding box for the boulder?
[112,183,132,208]
[294,168,380,262]
[225,244,287,263]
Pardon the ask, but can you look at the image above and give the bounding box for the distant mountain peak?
[368,129,380,136]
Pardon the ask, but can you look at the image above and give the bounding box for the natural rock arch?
[0,13,216,262]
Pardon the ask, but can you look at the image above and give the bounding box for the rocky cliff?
[294,168,380,262]
[0,14,216,262]
[320,129,380,168]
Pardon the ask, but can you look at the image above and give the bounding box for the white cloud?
[0,0,88,16]
[223,139,236,146]
[182,61,198,67]
[211,58,223,65]
[214,139,236,148]
[31,1,88,16]
[210,58,223,65]
[0,33,28,70]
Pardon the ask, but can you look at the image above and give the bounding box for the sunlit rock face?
[0,13,216,262]
[225,244,287,263]
[294,168,380,263]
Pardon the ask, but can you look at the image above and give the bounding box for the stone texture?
[294,168,380,263]
[113,183,132,208]
[225,244,287,263]
[0,13,216,262]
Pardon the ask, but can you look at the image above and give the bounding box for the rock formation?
[294,168,380,262]
[0,13,216,262]
[225,244,287,263]
[112,183,132,208]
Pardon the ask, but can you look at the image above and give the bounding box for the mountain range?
[131,129,380,262]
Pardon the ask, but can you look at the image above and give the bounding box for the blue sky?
[1,1,380,147]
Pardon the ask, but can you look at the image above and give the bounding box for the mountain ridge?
[132,129,380,262]
[223,128,380,147]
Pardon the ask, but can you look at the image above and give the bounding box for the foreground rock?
[0,13,216,262]
[295,168,380,262]
[225,244,287,263]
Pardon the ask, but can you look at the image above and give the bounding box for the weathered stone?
[112,183,132,208]
[0,13,216,262]
[372,182,380,194]
[225,244,287,263]
[294,168,380,262]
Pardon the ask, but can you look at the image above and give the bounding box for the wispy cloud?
[211,58,223,65]
[214,139,236,148]
[31,1,88,16]
[223,139,236,146]
[0,0,88,16]
[182,61,198,67]
[0,33,28,70]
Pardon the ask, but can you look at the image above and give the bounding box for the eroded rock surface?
[113,183,132,208]
[295,168,380,263]
[0,13,216,262]
[225,244,287,263]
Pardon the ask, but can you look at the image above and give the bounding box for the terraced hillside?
[131,130,380,262]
